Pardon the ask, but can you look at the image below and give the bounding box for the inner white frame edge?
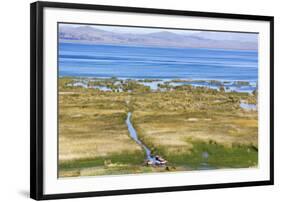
[43,7,270,195]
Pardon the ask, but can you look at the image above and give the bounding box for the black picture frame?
[30,1,274,200]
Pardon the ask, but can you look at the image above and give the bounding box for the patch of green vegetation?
[209,80,223,85]
[168,140,258,168]
[235,81,250,86]
[157,83,173,90]
[59,151,145,171]
[122,80,150,92]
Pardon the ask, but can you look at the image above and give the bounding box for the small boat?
[155,155,167,165]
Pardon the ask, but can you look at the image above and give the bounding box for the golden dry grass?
[59,90,143,164]
[131,89,258,163]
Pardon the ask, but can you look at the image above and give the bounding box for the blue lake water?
[59,43,258,82]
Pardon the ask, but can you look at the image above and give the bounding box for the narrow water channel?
[126,112,158,165]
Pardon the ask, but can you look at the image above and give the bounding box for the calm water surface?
[59,43,258,82]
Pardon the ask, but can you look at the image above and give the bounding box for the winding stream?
[126,112,158,165]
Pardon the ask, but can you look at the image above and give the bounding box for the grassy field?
[58,77,258,177]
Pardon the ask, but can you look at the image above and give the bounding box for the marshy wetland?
[58,77,258,177]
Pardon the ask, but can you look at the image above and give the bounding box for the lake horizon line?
[59,41,259,52]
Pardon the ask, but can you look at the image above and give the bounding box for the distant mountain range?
[59,25,258,50]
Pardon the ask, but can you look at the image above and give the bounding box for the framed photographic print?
[30,1,274,200]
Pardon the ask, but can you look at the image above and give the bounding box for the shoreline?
[61,76,257,94]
